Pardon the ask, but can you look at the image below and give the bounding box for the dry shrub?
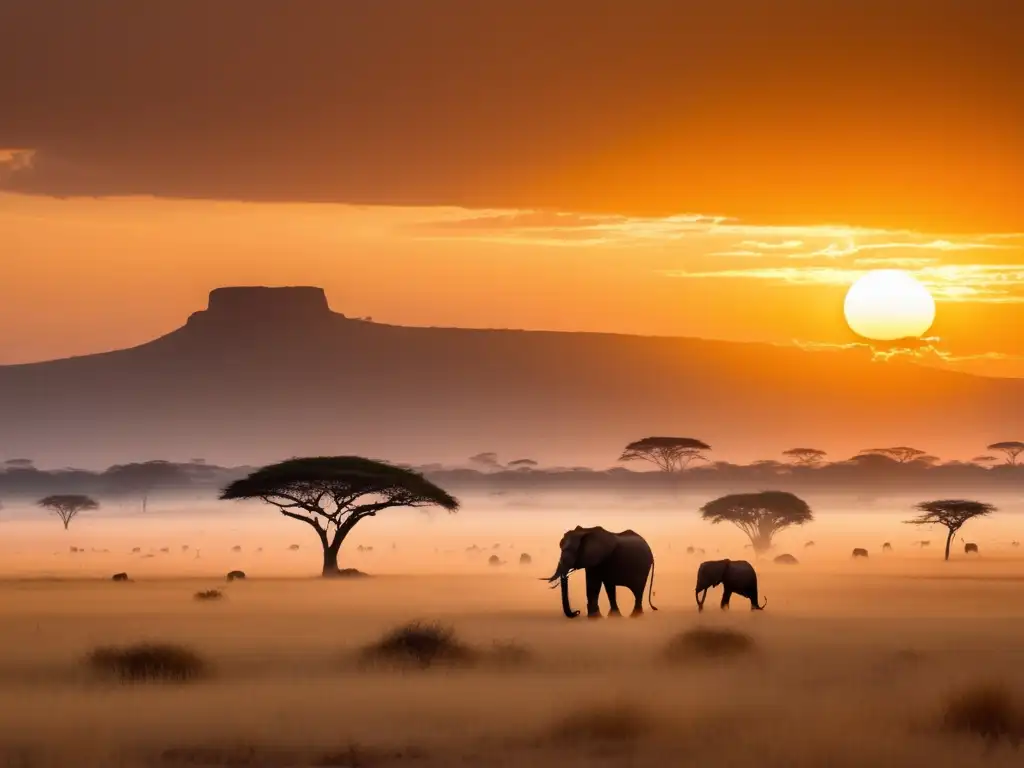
[193,589,223,601]
[941,683,1024,746]
[548,702,654,745]
[663,626,756,664]
[359,621,476,670]
[86,642,208,683]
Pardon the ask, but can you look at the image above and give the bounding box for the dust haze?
[2,490,1024,767]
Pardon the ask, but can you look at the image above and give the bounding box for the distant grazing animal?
[695,559,766,611]
[916,541,931,548]
[69,546,79,553]
[159,547,170,554]
[519,552,533,565]
[488,554,504,566]
[1013,541,1021,548]
[131,547,141,553]
[288,544,300,551]
[543,526,656,619]
[964,542,979,554]
[852,548,869,559]
[804,541,815,548]
[231,545,242,553]
[226,570,246,582]
[181,545,189,552]
[256,547,263,553]
[111,572,129,582]
[773,553,798,565]
[686,546,695,555]
[882,542,893,551]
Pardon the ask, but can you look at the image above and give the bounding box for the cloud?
[0,0,1021,232]
[663,263,1024,304]
[789,337,1024,377]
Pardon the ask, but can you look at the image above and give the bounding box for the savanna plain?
[2,492,1024,767]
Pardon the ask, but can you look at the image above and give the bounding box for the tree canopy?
[37,494,99,530]
[220,456,459,576]
[782,448,827,467]
[858,446,929,464]
[700,490,813,552]
[905,499,996,561]
[619,436,711,472]
[986,441,1024,466]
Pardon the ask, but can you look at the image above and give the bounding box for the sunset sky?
[2,0,1022,375]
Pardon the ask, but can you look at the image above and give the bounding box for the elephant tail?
[757,595,767,610]
[647,559,658,611]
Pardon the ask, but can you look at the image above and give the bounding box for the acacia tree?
[971,455,999,466]
[37,494,99,530]
[103,460,190,512]
[782,448,827,467]
[858,447,930,464]
[468,452,501,470]
[699,491,813,553]
[508,458,539,471]
[220,456,459,577]
[987,441,1024,466]
[905,499,996,561]
[619,437,711,472]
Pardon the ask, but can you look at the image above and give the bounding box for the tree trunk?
[944,529,954,561]
[322,545,341,577]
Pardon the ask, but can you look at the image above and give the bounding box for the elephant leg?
[629,585,644,617]
[585,569,603,619]
[720,589,732,610]
[604,582,622,616]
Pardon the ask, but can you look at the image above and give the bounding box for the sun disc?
[843,270,935,341]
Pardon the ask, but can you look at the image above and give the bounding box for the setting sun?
[843,270,936,341]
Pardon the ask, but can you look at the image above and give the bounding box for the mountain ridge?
[0,286,1020,468]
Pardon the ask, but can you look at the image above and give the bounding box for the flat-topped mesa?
[186,286,342,330]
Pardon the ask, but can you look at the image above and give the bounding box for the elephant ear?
[701,559,729,586]
[575,529,618,569]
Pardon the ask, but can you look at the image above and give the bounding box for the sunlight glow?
[843,270,936,341]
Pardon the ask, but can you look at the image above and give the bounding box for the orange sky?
[1,1,1022,376]
[1,192,1022,376]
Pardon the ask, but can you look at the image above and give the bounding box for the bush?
[86,643,208,682]
[359,621,475,669]
[941,684,1024,746]
[549,702,652,744]
[193,589,223,601]
[663,626,756,663]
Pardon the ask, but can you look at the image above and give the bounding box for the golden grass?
[86,642,208,683]
[2,557,1024,766]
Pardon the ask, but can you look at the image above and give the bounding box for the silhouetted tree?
[219,456,459,577]
[987,441,1024,466]
[37,494,98,530]
[971,455,999,466]
[468,452,501,470]
[103,461,190,512]
[858,446,930,464]
[619,437,711,472]
[782,448,827,467]
[4,458,34,469]
[699,491,813,553]
[905,499,996,561]
[508,459,539,471]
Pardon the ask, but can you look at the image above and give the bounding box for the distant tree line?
[0,438,1021,505]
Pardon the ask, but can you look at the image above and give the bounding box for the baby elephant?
[852,548,869,559]
[964,542,979,554]
[695,559,766,612]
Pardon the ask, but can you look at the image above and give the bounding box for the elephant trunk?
[560,573,580,618]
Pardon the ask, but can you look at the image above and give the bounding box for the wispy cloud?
[663,264,1024,303]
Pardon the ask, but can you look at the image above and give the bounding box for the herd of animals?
[62,523,1023,618]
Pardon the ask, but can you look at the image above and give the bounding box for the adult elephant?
[695,559,766,612]
[542,526,657,619]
